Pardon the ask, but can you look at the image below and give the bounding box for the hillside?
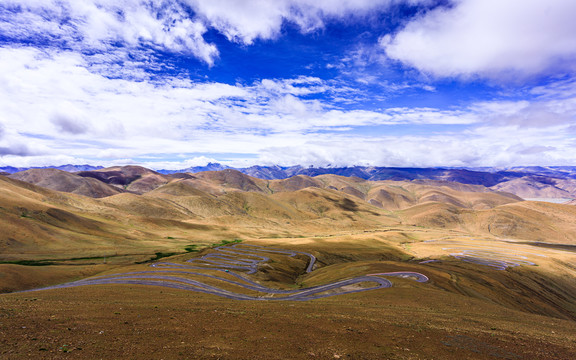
[491,175,576,200]
[2,170,576,359]
[8,168,123,198]
[9,164,576,201]
[76,165,171,194]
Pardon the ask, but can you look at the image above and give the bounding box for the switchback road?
[23,244,428,300]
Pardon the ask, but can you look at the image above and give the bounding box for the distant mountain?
[157,162,230,174]
[0,166,25,174]
[54,164,105,172]
[6,163,576,200]
[160,164,532,185]
[240,165,304,180]
[0,164,103,174]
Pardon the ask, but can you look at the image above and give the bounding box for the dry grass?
[2,171,576,358]
[2,247,576,359]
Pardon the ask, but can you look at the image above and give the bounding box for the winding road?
[23,244,428,300]
[447,248,537,270]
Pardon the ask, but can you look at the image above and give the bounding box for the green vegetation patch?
[184,244,198,252]
[136,252,179,264]
[211,239,243,247]
[0,260,55,266]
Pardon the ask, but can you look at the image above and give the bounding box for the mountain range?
[4,164,576,201]
[4,165,576,257]
[5,163,576,180]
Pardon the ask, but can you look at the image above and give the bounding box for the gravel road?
[22,244,428,300]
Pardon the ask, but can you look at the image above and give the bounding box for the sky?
[1,0,576,170]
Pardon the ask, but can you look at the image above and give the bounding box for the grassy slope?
[1,236,576,359]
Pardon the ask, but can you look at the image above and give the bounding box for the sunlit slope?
[0,176,228,260]
[491,175,576,199]
[397,198,576,243]
[0,176,131,257]
[3,234,576,359]
[270,174,521,211]
[463,201,576,243]
[76,165,171,194]
[8,168,123,198]
[193,169,270,194]
[99,193,198,219]
[1,168,557,262]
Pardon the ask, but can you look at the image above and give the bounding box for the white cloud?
[1,0,219,64]
[254,124,576,168]
[531,78,576,100]
[472,96,576,128]
[50,103,91,135]
[2,45,576,169]
[381,0,576,79]
[0,143,33,157]
[140,156,223,170]
[185,0,421,44]
[0,0,435,67]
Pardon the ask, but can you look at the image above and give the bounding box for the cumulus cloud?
[50,104,91,135]
[0,143,33,156]
[2,41,576,168]
[0,0,433,67]
[472,95,576,129]
[381,0,576,79]
[186,0,423,44]
[253,122,576,168]
[0,0,219,64]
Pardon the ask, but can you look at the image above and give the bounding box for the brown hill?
[366,186,414,210]
[268,174,520,212]
[2,170,576,359]
[194,169,269,193]
[147,178,211,197]
[0,176,127,256]
[9,168,123,198]
[271,187,395,227]
[76,165,170,194]
[268,174,323,193]
[396,197,576,243]
[99,193,197,220]
[362,181,520,211]
[491,176,573,199]
[411,179,494,192]
[399,202,463,229]
[463,201,576,243]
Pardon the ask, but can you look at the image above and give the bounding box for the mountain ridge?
[6,164,576,200]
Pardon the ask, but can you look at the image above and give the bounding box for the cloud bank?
[1,1,576,169]
[381,0,576,79]
[1,44,576,169]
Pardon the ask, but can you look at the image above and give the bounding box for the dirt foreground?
[2,235,576,359]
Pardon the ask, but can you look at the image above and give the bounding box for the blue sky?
[1,0,576,169]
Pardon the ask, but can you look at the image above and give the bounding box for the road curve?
[21,244,427,300]
[443,248,537,270]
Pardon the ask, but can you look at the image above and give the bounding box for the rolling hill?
[8,164,576,201]
[8,168,124,198]
[2,168,576,359]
